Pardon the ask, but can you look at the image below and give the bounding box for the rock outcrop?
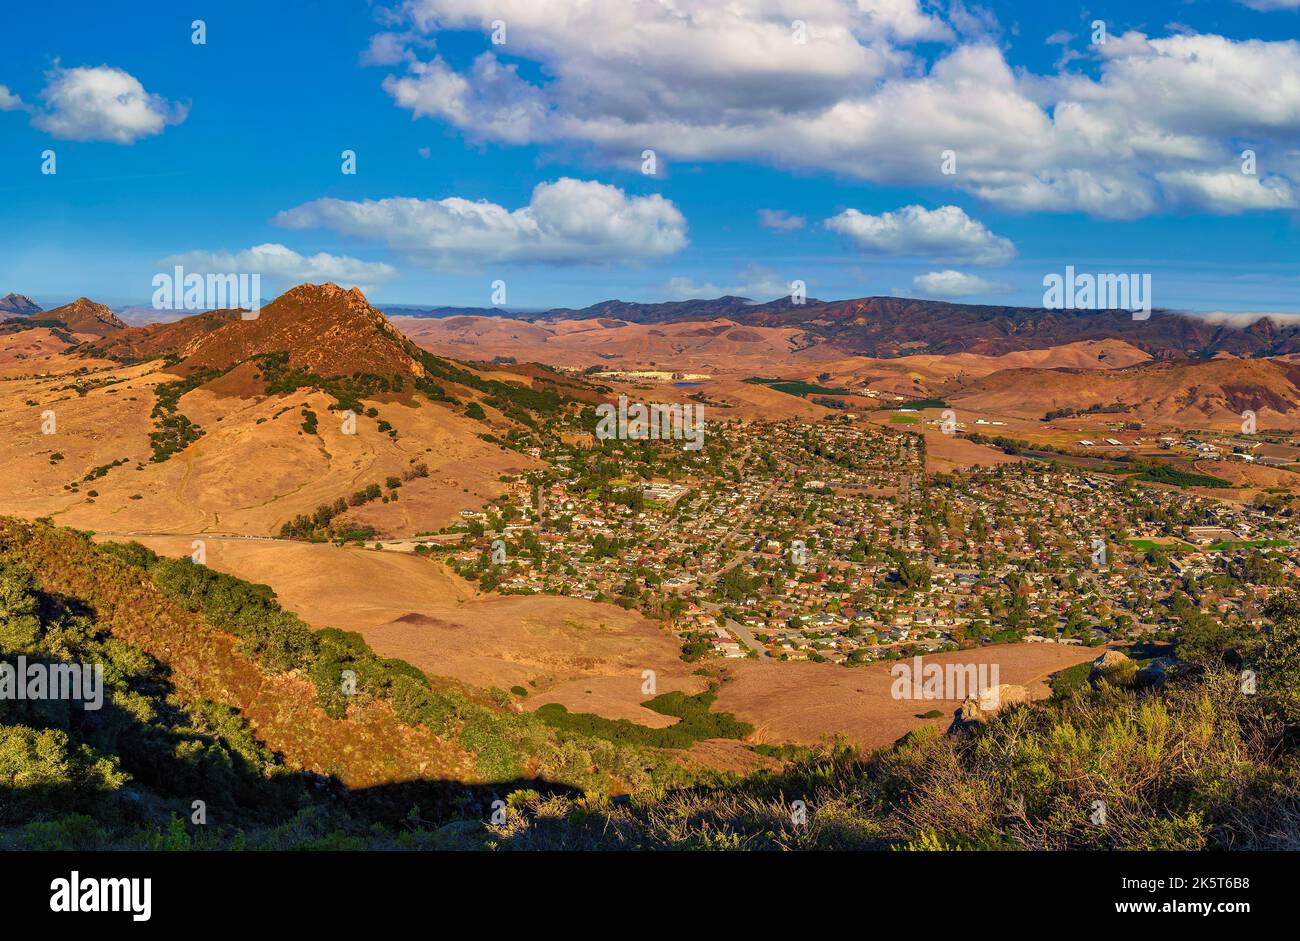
[1089,649,1138,686]
[960,683,1030,723]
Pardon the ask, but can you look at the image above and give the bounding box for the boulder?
[1089,649,1138,686]
[960,683,1030,722]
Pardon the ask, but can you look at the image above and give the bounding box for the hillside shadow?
[0,589,586,848]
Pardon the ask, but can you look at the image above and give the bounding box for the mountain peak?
[0,292,43,316]
[41,296,126,336]
[283,281,369,302]
[173,281,424,380]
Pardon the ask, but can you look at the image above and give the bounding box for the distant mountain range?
[700,297,1297,360]
[380,303,545,321]
[541,295,814,324]
[380,293,1300,361]
[525,296,1300,361]
[10,279,1300,437]
[16,285,1300,361]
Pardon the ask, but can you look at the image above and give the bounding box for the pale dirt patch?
[710,644,1100,752]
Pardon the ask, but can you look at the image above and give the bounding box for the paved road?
[700,601,773,662]
[725,617,773,662]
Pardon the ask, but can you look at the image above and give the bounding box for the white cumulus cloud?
[825,205,1016,265]
[383,53,549,146]
[0,85,24,111]
[158,244,397,289]
[361,32,417,66]
[32,65,187,143]
[1157,169,1298,213]
[373,3,1300,218]
[912,269,1009,298]
[665,265,791,301]
[1181,309,1300,326]
[274,178,688,268]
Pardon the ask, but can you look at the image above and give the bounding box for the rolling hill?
[27,297,127,337]
[0,515,712,849]
[946,355,1300,429]
[0,283,595,539]
[175,283,428,380]
[543,295,815,324]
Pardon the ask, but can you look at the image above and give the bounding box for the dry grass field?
[0,327,86,367]
[1188,459,1300,499]
[947,355,1300,432]
[107,534,692,700]
[0,356,540,536]
[709,643,1101,750]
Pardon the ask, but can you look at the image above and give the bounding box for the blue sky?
[1,0,1299,314]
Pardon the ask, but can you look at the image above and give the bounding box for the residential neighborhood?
[432,413,1299,668]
